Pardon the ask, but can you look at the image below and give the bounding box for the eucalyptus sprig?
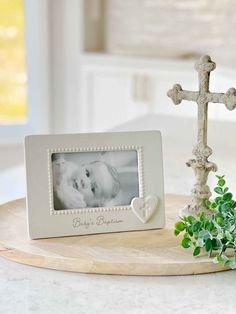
[174,175,236,269]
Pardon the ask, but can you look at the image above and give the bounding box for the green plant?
[174,175,236,269]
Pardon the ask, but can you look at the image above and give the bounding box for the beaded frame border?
[47,145,144,215]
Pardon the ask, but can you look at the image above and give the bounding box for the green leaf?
[175,221,185,231]
[216,216,223,225]
[225,231,233,241]
[200,212,205,221]
[216,233,223,240]
[187,216,196,224]
[221,254,229,265]
[174,229,180,236]
[181,238,191,248]
[211,202,217,209]
[229,224,235,232]
[205,238,212,252]
[224,187,229,194]
[213,256,219,264]
[209,221,215,231]
[215,196,222,204]
[192,221,201,232]
[211,238,222,250]
[204,220,211,231]
[186,227,193,237]
[196,238,204,247]
[218,179,225,187]
[204,199,211,208]
[221,202,232,211]
[193,246,201,256]
[223,193,233,201]
[199,230,212,240]
[214,187,224,195]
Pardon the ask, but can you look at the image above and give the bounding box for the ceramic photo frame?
[25,131,165,239]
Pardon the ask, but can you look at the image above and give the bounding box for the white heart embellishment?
[131,196,158,223]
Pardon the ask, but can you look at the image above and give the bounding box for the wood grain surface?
[0,195,230,275]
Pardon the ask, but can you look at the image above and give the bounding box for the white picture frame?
[25,131,165,239]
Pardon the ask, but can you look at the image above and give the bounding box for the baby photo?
[51,150,139,210]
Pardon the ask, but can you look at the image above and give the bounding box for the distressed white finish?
[168,55,236,215]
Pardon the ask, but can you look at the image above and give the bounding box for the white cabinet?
[79,55,236,132]
[80,64,153,132]
[79,57,200,132]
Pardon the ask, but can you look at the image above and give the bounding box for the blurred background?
[1,0,236,203]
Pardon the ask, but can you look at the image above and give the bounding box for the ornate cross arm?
[167,85,236,111]
[207,88,236,111]
[167,84,198,104]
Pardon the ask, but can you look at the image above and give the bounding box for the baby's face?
[71,162,115,207]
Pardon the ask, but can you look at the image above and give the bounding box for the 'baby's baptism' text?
[72,216,123,229]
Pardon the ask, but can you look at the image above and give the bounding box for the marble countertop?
[1,115,236,314]
[1,257,236,314]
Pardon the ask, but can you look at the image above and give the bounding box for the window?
[0,0,27,124]
[0,0,50,141]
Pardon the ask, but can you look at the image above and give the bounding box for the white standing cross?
[167,55,236,216]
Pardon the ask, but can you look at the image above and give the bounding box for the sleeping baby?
[52,154,120,210]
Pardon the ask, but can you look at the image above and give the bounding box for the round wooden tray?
[0,195,229,275]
